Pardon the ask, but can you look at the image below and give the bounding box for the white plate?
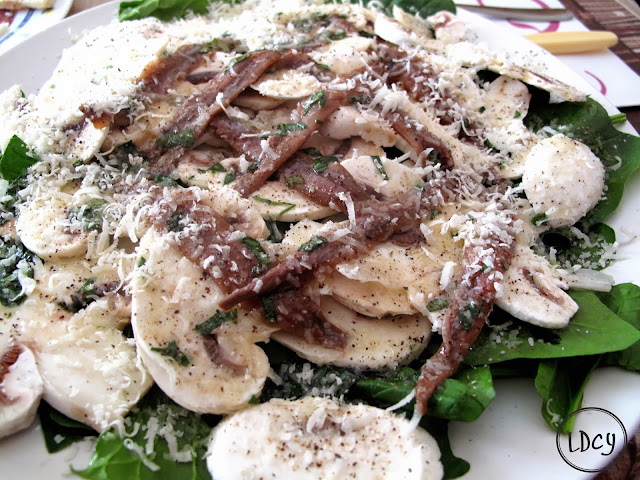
[0,2,639,479]
[0,0,73,55]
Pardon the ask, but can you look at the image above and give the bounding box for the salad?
[0,0,639,478]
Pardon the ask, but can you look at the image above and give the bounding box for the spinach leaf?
[534,356,600,433]
[538,223,615,270]
[38,401,97,453]
[464,291,640,365]
[0,135,39,182]
[119,0,215,21]
[0,237,37,307]
[421,418,470,479]
[73,387,214,480]
[355,365,495,422]
[525,97,640,226]
[598,283,640,372]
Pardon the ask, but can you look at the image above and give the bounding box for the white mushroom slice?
[273,296,431,369]
[344,138,386,159]
[203,185,270,239]
[487,62,586,104]
[207,397,443,480]
[495,246,578,329]
[393,5,435,39]
[132,229,276,414]
[0,342,43,439]
[252,69,322,99]
[233,90,284,111]
[522,134,605,228]
[17,291,151,432]
[317,272,417,317]
[310,36,373,75]
[341,155,423,197]
[16,191,88,260]
[319,106,396,146]
[374,13,412,48]
[250,181,337,222]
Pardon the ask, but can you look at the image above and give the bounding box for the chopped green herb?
[223,171,236,185]
[167,212,184,232]
[156,129,195,149]
[370,156,389,180]
[261,295,277,323]
[303,91,326,115]
[153,175,187,188]
[327,30,347,40]
[151,340,190,367]
[252,196,296,216]
[457,302,482,331]
[478,106,486,113]
[194,308,238,335]
[224,53,251,72]
[298,236,328,252]
[68,199,108,233]
[0,237,37,307]
[198,163,226,174]
[247,160,260,172]
[358,29,374,38]
[248,394,260,405]
[199,38,230,53]
[137,257,146,267]
[57,278,97,313]
[531,212,547,226]
[273,122,307,137]
[313,155,338,173]
[286,176,304,188]
[349,95,370,104]
[241,236,271,264]
[315,61,331,71]
[315,119,324,125]
[427,297,449,312]
[514,111,522,119]
[484,138,499,153]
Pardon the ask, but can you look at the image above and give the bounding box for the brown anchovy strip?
[219,187,434,310]
[414,234,515,416]
[139,44,206,95]
[230,89,349,197]
[0,343,23,405]
[160,50,282,143]
[270,290,347,350]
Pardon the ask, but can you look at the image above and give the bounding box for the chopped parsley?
[285,176,304,188]
[151,340,191,367]
[240,236,271,265]
[261,123,307,138]
[195,308,238,335]
[156,129,195,149]
[247,160,260,173]
[531,212,548,226]
[223,171,236,185]
[198,163,226,174]
[252,196,296,216]
[298,236,328,252]
[167,212,184,232]
[303,91,326,115]
[426,297,449,312]
[57,278,98,313]
[68,199,107,233]
[370,156,389,180]
[199,38,230,53]
[514,111,522,119]
[327,30,347,40]
[261,295,277,323]
[0,237,37,307]
[457,302,482,331]
[349,95,370,105]
[313,155,338,173]
[224,53,251,72]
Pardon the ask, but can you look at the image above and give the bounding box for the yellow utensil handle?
[524,31,618,54]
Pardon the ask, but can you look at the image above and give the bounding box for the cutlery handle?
[524,31,618,54]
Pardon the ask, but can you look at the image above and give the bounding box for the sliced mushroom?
[252,69,322,100]
[495,246,578,329]
[272,296,431,369]
[0,341,43,439]
[16,191,88,260]
[132,228,276,414]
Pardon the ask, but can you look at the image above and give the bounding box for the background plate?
[0,2,638,479]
